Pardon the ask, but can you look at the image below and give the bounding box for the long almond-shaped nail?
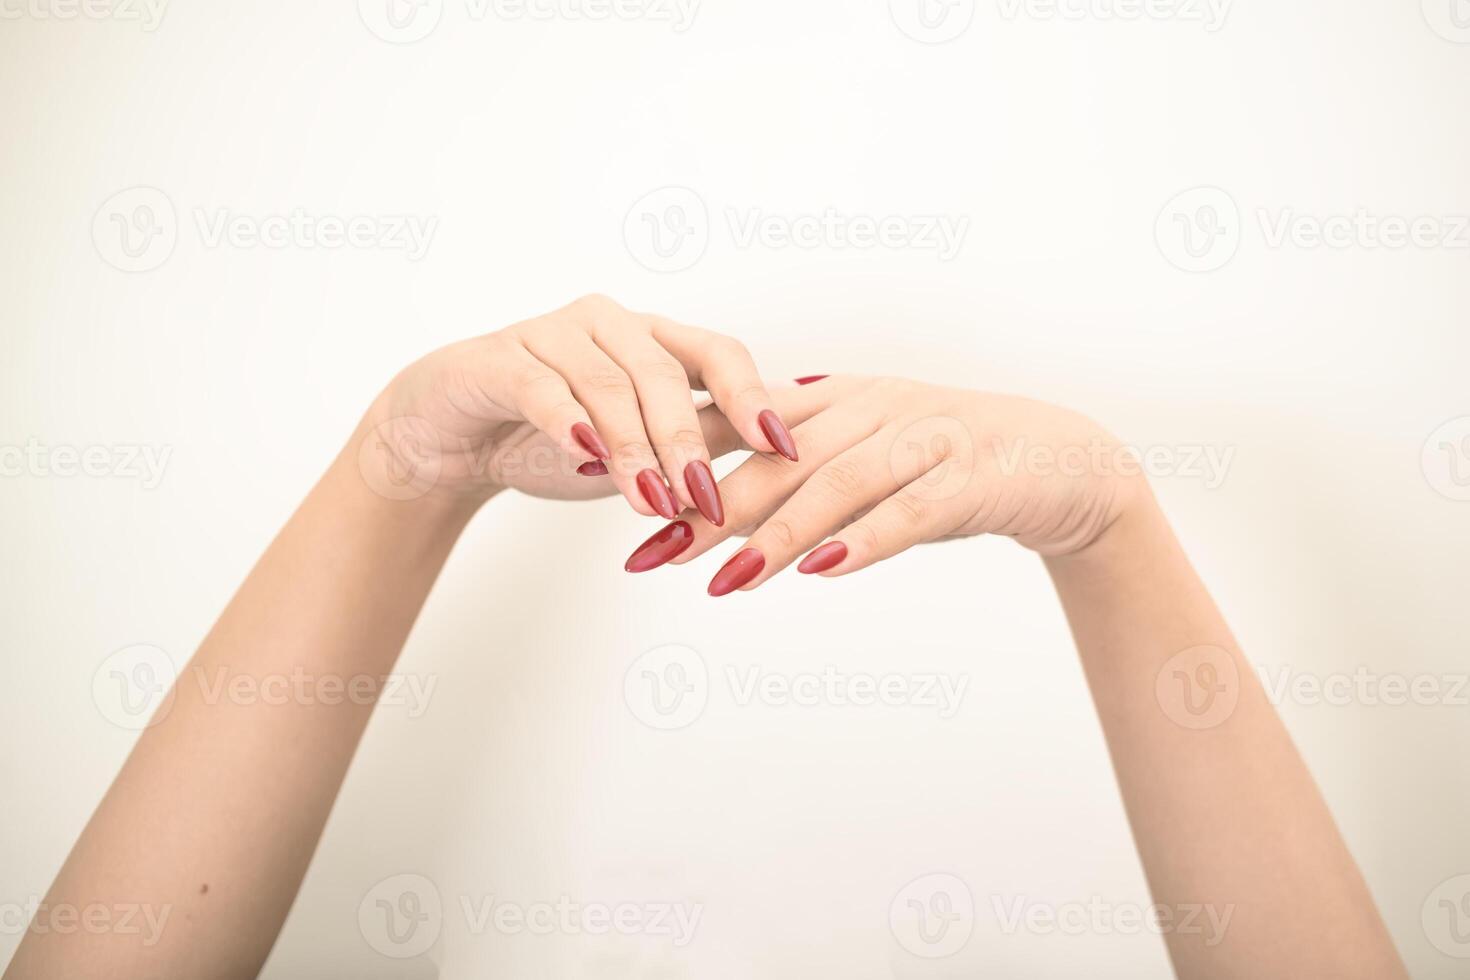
[625,521,694,573]
[795,375,829,386]
[571,422,610,460]
[684,460,724,527]
[798,541,848,574]
[708,548,765,597]
[577,460,608,477]
[758,409,799,462]
[636,469,679,519]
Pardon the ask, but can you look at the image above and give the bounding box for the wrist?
[1045,480,1172,578]
[345,403,501,525]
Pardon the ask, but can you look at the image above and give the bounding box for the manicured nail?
[636,469,679,520]
[624,521,694,573]
[684,460,725,527]
[577,460,608,477]
[571,422,610,460]
[795,375,829,386]
[708,548,765,597]
[798,541,848,574]
[758,409,799,462]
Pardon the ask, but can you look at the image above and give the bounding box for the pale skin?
[5,298,1406,978]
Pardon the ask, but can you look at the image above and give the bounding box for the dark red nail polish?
[758,409,799,462]
[795,375,829,386]
[572,422,610,460]
[684,460,725,527]
[625,521,694,573]
[577,460,608,477]
[708,548,765,597]
[798,541,847,574]
[636,469,679,519]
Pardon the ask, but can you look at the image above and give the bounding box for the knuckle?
[661,428,707,454]
[762,518,796,549]
[572,293,621,313]
[583,368,636,397]
[846,521,880,555]
[610,438,653,461]
[888,491,929,527]
[815,458,867,502]
[638,357,690,384]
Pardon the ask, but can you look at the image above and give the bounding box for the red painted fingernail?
[758,409,799,462]
[684,460,725,527]
[571,422,610,460]
[795,375,829,386]
[624,521,694,573]
[708,548,765,597]
[636,469,679,520]
[577,460,608,477]
[798,541,848,574]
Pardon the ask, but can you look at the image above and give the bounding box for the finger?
[485,340,610,465]
[650,318,797,462]
[803,463,976,578]
[595,330,716,519]
[710,425,941,593]
[522,329,674,519]
[669,401,885,567]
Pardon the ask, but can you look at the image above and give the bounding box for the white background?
[2,0,1468,976]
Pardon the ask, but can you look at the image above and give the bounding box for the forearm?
[6,423,485,979]
[1044,492,1404,978]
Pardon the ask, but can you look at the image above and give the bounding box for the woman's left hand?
[625,375,1148,594]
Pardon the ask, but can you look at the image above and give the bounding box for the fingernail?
[636,469,679,520]
[684,460,725,527]
[798,541,848,574]
[624,521,694,573]
[577,460,608,477]
[795,375,829,386]
[758,409,799,462]
[571,422,610,460]
[708,548,765,597]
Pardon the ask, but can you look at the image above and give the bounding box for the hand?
[356,295,798,518]
[623,376,1147,593]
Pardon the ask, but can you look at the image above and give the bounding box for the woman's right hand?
[355,295,798,518]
